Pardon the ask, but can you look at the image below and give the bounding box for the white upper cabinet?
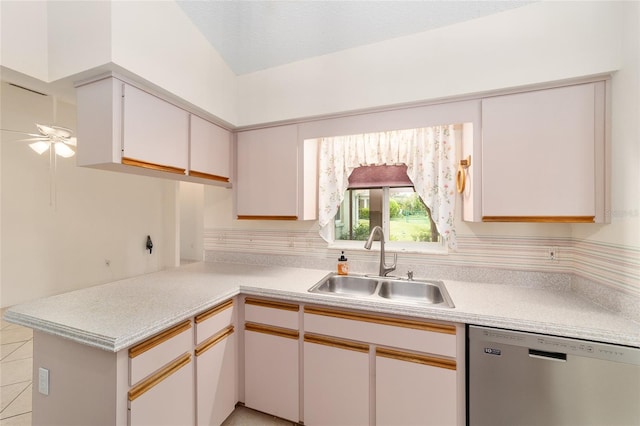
[75,74,231,187]
[190,115,231,183]
[236,124,317,220]
[479,81,607,223]
[121,83,189,172]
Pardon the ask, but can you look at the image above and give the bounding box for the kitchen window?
[334,164,440,250]
[318,125,458,252]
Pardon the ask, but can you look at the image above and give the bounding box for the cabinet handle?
[128,353,191,401]
[122,157,186,175]
[304,333,369,353]
[482,216,595,223]
[129,321,192,359]
[245,322,299,340]
[188,170,229,183]
[195,326,234,356]
[304,306,456,335]
[195,299,234,323]
[237,215,298,220]
[245,297,299,312]
[376,347,456,371]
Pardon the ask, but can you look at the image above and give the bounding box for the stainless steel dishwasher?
[468,325,640,426]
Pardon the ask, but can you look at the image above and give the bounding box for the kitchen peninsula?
[4,261,639,425]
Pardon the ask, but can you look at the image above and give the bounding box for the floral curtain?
[318,125,458,249]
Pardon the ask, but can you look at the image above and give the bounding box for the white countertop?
[4,262,639,351]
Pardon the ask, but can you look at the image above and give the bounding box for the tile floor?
[0,309,293,426]
[1,310,33,426]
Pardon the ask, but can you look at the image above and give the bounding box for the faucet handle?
[407,270,414,280]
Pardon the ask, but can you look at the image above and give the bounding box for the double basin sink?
[308,274,454,308]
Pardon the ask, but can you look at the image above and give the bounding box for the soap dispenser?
[337,251,349,275]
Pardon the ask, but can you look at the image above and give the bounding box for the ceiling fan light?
[54,142,75,158]
[29,141,50,155]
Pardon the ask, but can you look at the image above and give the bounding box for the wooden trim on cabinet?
[482,216,595,223]
[188,170,230,182]
[237,215,298,221]
[376,347,456,371]
[245,297,299,312]
[121,157,186,175]
[128,353,192,401]
[195,326,234,356]
[304,333,369,353]
[304,306,456,335]
[129,321,192,359]
[245,322,299,340]
[195,299,234,324]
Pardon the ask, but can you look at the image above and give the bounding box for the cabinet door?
[376,348,457,426]
[196,327,236,426]
[129,354,194,426]
[244,325,299,421]
[122,84,189,173]
[303,334,369,426]
[190,115,231,182]
[236,125,299,219]
[481,82,604,222]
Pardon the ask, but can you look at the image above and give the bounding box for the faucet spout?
[364,226,397,277]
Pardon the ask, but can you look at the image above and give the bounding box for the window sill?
[327,240,448,255]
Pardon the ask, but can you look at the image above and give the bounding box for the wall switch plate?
[38,367,49,395]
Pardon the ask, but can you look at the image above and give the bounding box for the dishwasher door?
[468,325,640,426]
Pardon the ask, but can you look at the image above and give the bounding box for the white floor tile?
[0,328,32,346]
[0,411,32,425]
[0,384,31,420]
[0,358,32,387]
[0,381,30,412]
[1,343,32,364]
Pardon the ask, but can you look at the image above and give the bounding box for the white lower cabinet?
[303,334,370,425]
[195,299,237,426]
[243,297,301,422]
[376,348,457,426]
[128,353,195,426]
[303,305,463,426]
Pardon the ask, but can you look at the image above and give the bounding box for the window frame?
[328,186,447,255]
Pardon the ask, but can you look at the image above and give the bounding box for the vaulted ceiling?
[177,1,534,75]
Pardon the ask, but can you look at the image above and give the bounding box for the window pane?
[389,188,439,242]
[335,189,380,241]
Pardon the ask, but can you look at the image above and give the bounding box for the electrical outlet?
[548,247,559,261]
[38,367,49,395]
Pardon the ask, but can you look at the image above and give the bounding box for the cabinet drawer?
[129,320,193,386]
[304,306,456,358]
[244,297,299,329]
[195,299,234,345]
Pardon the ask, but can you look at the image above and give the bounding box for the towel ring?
[456,156,471,193]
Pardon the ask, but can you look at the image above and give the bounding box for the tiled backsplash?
[204,228,639,322]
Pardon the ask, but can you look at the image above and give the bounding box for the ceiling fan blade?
[0,129,41,137]
[65,136,77,146]
[36,123,73,139]
[17,137,49,142]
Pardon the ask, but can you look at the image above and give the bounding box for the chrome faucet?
[364,226,397,277]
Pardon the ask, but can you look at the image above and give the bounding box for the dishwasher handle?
[529,348,567,362]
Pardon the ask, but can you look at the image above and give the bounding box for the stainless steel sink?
[378,280,446,304]
[311,275,378,296]
[308,274,454,308]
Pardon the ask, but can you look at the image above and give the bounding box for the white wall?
[236,1,623,126]
[0,1,238,124]
[0,82,178,308]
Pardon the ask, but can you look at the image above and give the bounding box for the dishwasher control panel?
[471,326,640,365]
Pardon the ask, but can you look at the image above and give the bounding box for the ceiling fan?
[3,122,77,158]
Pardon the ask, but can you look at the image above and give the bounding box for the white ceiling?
[177,0,534,75]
